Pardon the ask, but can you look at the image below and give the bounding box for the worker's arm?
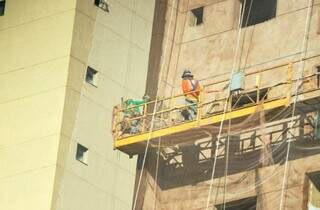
[181,80,190,94]
[206,89,224,93]
[182,80,200,98]
[206,83,228,93]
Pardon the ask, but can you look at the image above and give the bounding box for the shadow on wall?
[145,0,173,99]
[144,110,320,190]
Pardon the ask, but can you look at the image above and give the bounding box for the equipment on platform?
[111,64,320,156]
[230,72,245,92]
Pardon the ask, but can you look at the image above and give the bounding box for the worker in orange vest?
[181,69,201,120]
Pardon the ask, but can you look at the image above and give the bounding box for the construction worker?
[121,95,150,135]
[181,69,201,120]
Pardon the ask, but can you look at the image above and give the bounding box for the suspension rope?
[189,111,302,200]
[153,138,162,210]
[205,1,250,209]
[279,1,314,209]
[211,117,302,198]
[238,0,254,73]
[222,116,232,210]
[221,2,254,208]
[132,2,177,209]
[232,0,248,73]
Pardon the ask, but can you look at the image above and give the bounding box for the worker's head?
[143,95,150,101]
[181,69,193,79]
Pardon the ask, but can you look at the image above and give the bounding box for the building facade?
[0,0,155,209]
[137,0,320,209]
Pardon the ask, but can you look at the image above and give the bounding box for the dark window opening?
[315,112,320,140]
[308,171,320,191]
[85,66,98,86]
[232,88,268,108]
[0,0,6,16]
[306,172,320,209]
[240,0,277,27]
[94,0,109,12]
[316,66,320,88]
[94,0,100,6]
[76,143,89,165]
[216,196,257,210]
[190,7,204,26]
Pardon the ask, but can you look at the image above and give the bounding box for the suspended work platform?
[112,64,320,156]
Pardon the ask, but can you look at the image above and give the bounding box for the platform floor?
[115,89,320,156]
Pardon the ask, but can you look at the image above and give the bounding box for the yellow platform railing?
[111,64,319,149]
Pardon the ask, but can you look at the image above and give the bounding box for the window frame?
[94,0,109,12]
[316,65,320,88]
[240,0,277,28]
[215,196,257,210]
[0,0,6,16]
[76,143,89,165]
[190,7,204,26]
[85,66,98,87]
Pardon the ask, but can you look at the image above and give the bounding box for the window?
[307,171,320,209]
[215,196,257,210]
[0,0,5,16]
[190,7,204,26]
[76,143,89,165]
[85,66,98,86]
[315,112,320,140]
[240,0,277,27]
[94,0,109,12]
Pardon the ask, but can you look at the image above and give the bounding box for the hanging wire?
[153,138,162,210]
[188,104,314,209]
[222,115,232,210]
[279,0,314,209]
[238,0,254,73]
[130,1,318,209]
[221,1,254,208]
[132,1,177,209]
[205,0,251,208]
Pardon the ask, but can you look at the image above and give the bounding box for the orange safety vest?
[181,79,200,101]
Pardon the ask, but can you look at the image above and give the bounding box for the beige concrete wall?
[139,0,320,209]
[150,0,320,97]
[0,0,76,209]
[0,0,154,209]
[52,0,155,210]
[145,154,317,209]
